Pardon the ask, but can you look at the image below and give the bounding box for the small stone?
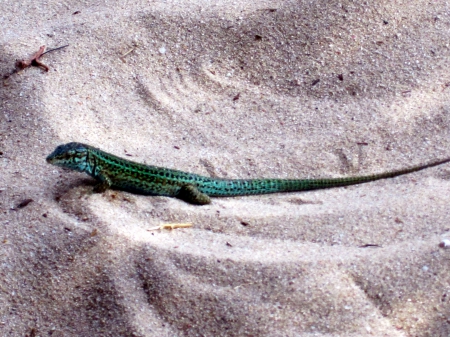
[439,239,450,249]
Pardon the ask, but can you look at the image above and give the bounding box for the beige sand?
[1,0,450,336]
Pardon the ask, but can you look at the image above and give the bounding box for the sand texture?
[2,0,450,336]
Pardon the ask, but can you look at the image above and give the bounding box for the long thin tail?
[301,156,450,190]
[201,157,450,197]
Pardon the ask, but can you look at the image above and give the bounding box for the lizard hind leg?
[177,184,211,205]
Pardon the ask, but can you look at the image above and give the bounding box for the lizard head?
[46,142,90,172]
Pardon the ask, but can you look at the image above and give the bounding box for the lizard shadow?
[48,176,98,219]
[51,177,96,200]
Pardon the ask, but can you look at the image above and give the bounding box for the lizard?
[46,142,450,205]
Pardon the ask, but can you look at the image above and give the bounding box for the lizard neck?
[83,149,97,177]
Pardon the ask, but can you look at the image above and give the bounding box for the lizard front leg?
[93,174,113,193]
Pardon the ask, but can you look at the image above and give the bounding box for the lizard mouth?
[46,153,56,163]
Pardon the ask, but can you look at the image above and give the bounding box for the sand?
[1,0,450,336]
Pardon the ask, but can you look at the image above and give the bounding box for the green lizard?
[46,142,450,205]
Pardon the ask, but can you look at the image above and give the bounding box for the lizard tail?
[202,157,450,196]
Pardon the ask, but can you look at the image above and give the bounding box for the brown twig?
[42,44,69,56]
[3,44,69,80]
[15,45,48,71]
